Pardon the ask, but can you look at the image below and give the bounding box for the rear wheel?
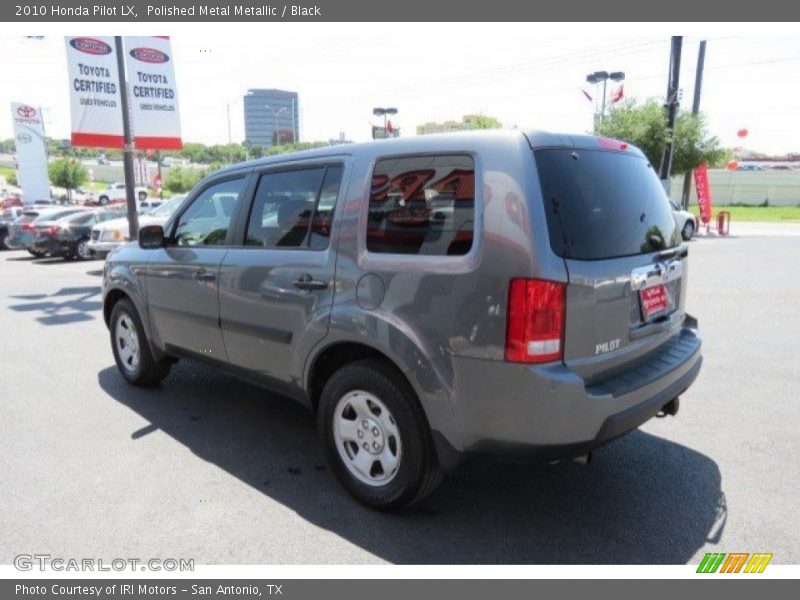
[682,220,695,240]
[110,298,171,387]
[318,359,443,510]
[0,232,8,250]
[98,195,109,206]
[74,238,92,260]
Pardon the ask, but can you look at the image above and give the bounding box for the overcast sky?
[1,27,799,153]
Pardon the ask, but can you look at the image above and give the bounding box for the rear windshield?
[534,148,680,260]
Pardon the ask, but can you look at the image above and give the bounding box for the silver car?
[102,131,702,509]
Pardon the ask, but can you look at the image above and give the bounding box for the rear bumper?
[442,324,702,464]
[33,238,74,256]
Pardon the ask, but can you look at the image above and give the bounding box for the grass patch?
[0,165,15,183]
[688,204,800,222]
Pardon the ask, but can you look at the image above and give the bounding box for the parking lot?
[1,222,799,565]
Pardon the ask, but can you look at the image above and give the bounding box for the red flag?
[581,89,593,103]
[386,119,394,134]
[611,84,624,103]
[694,163,713,224]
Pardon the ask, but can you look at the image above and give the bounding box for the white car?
[88,195,184,257]
[670,200,697,240]
[88,182,149,206]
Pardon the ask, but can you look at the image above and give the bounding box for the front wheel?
[318,359,443,510]
[682,220,695,241]
[110,298,171,387]
[98,195,109,206]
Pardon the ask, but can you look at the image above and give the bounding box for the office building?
[243,89,299,148]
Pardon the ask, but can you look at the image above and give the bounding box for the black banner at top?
[3,0,800,21]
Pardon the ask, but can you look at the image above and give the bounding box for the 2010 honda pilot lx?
[102,130,702,509]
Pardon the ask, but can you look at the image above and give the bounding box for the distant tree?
[595,99,727,175]
[164,166,207,194]
[467,114,503,130]
[48,158,88,201]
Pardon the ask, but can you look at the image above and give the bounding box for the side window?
[173,177,245,247]
[367,155,475,256]
[245,165,342,249]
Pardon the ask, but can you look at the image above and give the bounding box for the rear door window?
[245,165,342,249]
[367,154,475,256]
[534,149,680,259]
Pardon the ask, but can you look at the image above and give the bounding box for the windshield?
[149,197,183,217]
[534,148,680,260]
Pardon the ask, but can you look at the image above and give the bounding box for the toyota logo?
[16,105,36,118]
[16,133,32,144]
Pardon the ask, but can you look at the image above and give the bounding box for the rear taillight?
[47,226,60,235]
[21,223,34,231]
[505,278,566,364]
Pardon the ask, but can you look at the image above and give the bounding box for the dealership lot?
[1,223,799,565]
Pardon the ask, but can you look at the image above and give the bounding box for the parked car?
[89,195,185,258]
[0,207,24,249]
[736,164,763,171]
[102,131,702,509]
[6,206,87,256]
[32,210,120,260]
[670,200,697,240]
[86,182,148,206]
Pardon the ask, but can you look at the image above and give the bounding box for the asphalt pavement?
[1,223,798,564]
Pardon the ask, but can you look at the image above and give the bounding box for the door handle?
[194,269,217,282]
[293,273,328,291]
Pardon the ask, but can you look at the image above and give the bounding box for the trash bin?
[717,211,730,236]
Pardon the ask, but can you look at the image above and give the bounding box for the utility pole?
[114,36,139,240]
[681,40,706,209]
[658,36,683,189]
[226,102,233,164]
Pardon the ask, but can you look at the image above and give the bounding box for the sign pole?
[114,36,139,240]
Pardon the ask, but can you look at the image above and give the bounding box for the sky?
[1,26,799,154]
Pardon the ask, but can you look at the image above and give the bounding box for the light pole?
[372,107,398,137]
[265,104,288,147]
[586,70,625,124]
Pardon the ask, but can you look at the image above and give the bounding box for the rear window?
[534,149,680,260]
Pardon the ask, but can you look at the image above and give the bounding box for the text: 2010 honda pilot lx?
[103,130,702,509]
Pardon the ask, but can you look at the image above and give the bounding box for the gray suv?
[102,131,702,509]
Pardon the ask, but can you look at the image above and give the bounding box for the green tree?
[467,114,503,130]
[47,158,88,201]
[595,99,726,175]
[163,166,207,194]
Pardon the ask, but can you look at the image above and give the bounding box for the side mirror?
[138,224,165,249]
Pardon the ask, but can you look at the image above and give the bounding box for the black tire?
[138,191,147,201]
[0,232,8,250]
[109,298,171,387]
[27,248,46,258]
[318,359,443,510]
[99,195,109,206]
[682,220,695,241]
[74,238,92,261]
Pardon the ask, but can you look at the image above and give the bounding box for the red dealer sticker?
[70,37,112,55]
[129,47,170,63]
[640,284,669,320]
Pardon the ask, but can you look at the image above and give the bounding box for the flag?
[611,84,624,103]
[386,119,394,134]
[581,89,593,103]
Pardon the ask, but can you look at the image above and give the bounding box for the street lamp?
[372,107,398,135]
[265,104,288,146]
[586,70,625,121]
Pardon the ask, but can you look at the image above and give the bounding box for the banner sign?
[64,36,124,148]
[124,36,183,149]
[694,163,713,224]
[10,103,50,204]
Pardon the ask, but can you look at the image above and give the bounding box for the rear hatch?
[532,141,687,384]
